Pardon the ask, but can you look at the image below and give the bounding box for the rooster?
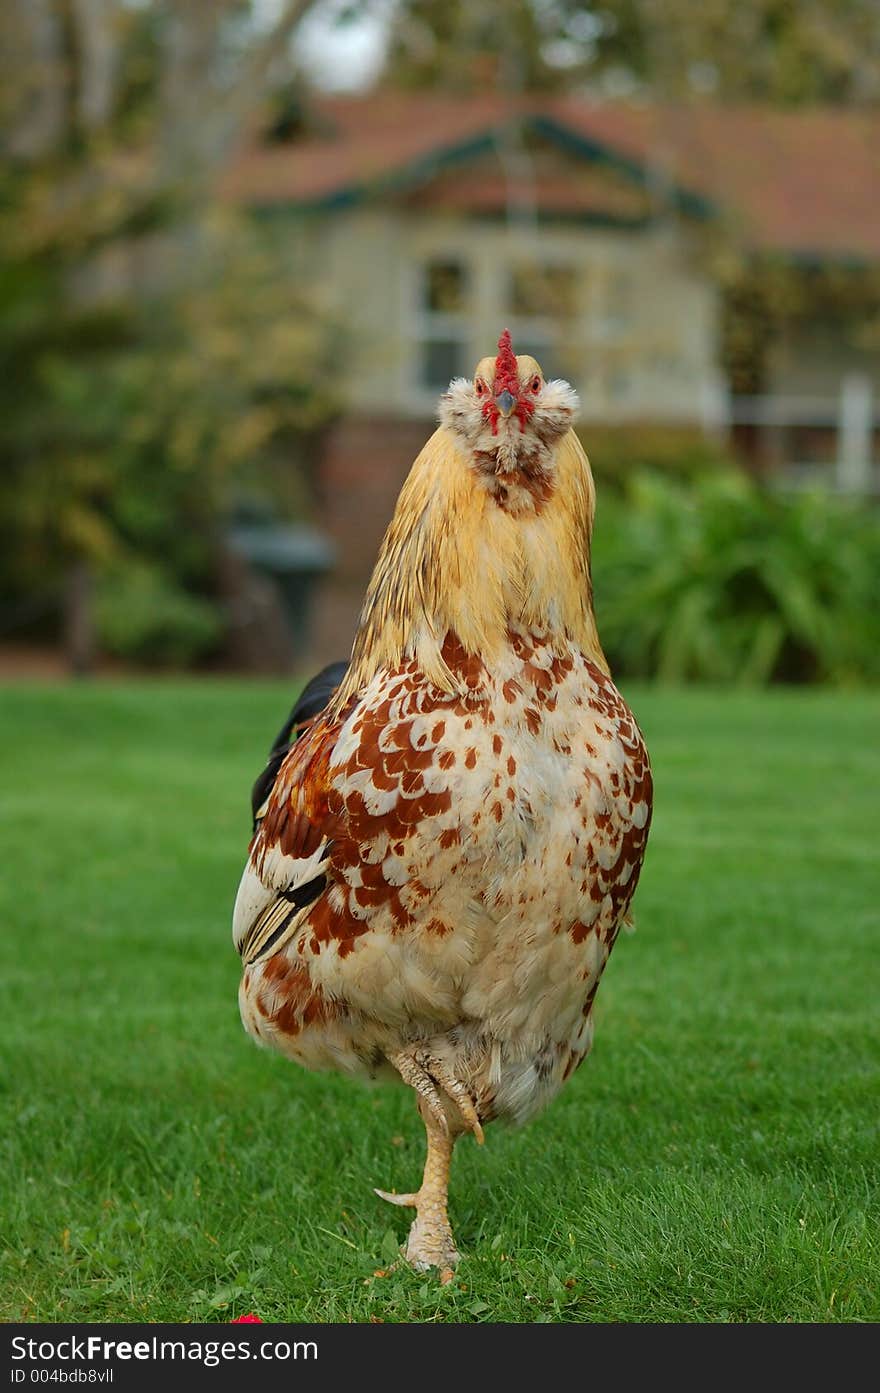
[233,330,652,1274]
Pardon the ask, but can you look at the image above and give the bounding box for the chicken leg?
[376,1099,460,1275]
[385,1043,484,1143]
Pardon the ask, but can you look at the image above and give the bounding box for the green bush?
[592,470,880,685]
[96,565,223,668]
[579,426,738,493]
[0,203,339,671]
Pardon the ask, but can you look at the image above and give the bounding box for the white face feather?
[438,375,580,472]
[438,366,580,514]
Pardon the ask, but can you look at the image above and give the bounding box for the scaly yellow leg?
[376,1102,460,1278]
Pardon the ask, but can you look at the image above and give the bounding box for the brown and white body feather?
[233,335,652,1131]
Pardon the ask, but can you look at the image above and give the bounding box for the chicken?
[249,661,349,835]
[232,330,652,1275]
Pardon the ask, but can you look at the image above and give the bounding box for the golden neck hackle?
[332,426,608,709]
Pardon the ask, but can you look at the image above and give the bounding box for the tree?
[382,0,880,105]
[0,1,334,672]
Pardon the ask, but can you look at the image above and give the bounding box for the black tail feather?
[250,661,348,830]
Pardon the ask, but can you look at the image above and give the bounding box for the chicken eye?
[475,379,486,396]
[530,375,542,393]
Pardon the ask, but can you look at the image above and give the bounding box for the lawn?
[0,680,877,1323]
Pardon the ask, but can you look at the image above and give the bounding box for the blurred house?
[222,94,880,662]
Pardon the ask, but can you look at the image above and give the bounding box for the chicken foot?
[375,1044,484,1273]
[375,1101,460,1275]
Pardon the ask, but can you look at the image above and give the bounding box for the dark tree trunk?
[64,557,95,676]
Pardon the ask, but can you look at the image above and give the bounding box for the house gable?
[229,105,715,227]
[223,94,880,263]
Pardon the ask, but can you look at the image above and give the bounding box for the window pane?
[424,261,466,313]
[510,264,576,319]
[607,369,631,400]
[510,337,560,381]
[603,269,633,330]
[422,338,464,391]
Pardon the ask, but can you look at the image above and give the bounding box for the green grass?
[1,680,878,1323]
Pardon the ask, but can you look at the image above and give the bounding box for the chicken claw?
[387,1046,484,1143]
[428,1056,485,1145]
[373,1188,419,1206]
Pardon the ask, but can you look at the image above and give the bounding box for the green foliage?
[384,0,557,91]
[0,204,339,659]
[0,2,334,668]
[719,257,880,395]
[96,564,223,667]
[593,469,880,685]
[0,682,877,1321]
[383,0,880,104]
[580,425,738,491]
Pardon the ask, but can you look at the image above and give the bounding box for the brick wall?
[309,414,434,668]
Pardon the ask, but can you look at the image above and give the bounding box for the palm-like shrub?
[593,470,880,685]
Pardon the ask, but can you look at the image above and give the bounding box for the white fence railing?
[705,373,879,494]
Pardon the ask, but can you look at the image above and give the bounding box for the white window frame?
[406,255,473,413]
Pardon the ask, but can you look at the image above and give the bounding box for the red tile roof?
[220,93,880,260]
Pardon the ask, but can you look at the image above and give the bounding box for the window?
[607,369,631,401]
[418,259,469,392]
[422,339,462,391]
[425,261,465,314]
[510,264,576,321]
[507,263,577,380]
[602,268,634,334]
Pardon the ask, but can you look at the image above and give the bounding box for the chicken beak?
[494,388,517,418]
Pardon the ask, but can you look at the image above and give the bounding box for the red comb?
[493,328,518,396]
